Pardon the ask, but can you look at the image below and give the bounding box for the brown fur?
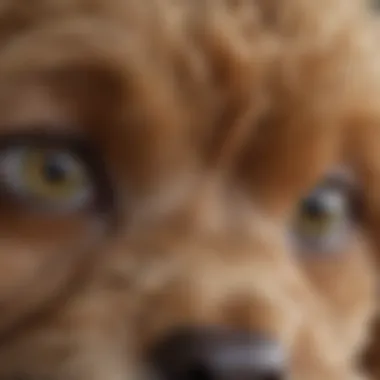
[0,0,377,379]
[299,13,380,379]
[345,72,380,377]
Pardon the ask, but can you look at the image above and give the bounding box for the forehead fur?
[0,0,376,200]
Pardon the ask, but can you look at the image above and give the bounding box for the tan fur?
[0,0,377,379]
[344,67,380,377]
[296,13,380,379]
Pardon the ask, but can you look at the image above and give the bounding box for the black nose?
[149,327,285,380]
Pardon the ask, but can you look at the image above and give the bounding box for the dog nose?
[149,327,285,380]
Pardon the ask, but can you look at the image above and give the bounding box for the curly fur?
[0,1,377,379]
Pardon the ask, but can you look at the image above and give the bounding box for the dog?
[0,0,377,379]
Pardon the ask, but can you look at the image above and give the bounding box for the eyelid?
[320,167,357,193]
[0,131,88,153]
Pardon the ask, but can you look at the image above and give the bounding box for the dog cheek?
[0,214,107,334]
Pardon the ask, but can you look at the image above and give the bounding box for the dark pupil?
[301,197,327,219]
[42,154,68,183]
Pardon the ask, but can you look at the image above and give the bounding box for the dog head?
[0,1,376,380]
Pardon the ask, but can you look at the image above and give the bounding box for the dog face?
[0,1,377,380]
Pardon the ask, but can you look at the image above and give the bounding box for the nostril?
[182,363,212,380]
[148,327,285,380]
[183,364,281,380]
[260,373,283,380]
[181,364,282,380]
[261,375,282,380]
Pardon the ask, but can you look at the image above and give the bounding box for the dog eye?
[0,145,95,213]
[292,188,352,254]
